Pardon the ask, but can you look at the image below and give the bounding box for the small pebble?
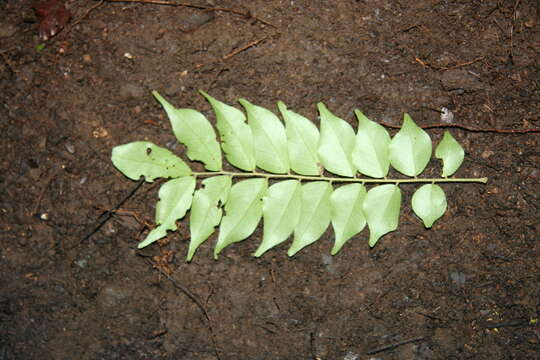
[92,127,108,138]
[0,23,17,38]
[450,271,467,288]
[75,258,88,269]
[481,150,494,159]
[65,143,75,153]
[440,107,454,123]
[119,83,145,100]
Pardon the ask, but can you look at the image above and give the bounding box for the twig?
[508,0,521,65]
[32,171,58,216]
[415,311,445,322]
[143,257,221,360]
[81,177,145,242]
[59,0,105,39]
[483,319,530,328]
[196,37,268,69]
[415,56,485,71]
[309,331,319,360]
[70,0,105,28]
[366,337,425,355]
[104,0,275,27]
[378,121,540,134]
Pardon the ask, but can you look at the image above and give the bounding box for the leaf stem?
[192,171,488,184]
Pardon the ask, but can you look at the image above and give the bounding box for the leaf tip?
[238,98,250,107]
[317,102,329,114]
[287,247,299,257]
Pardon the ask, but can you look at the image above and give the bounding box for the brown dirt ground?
[1,0,539,359]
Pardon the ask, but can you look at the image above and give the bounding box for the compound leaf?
[240,99,290,173]
[288,181,332,256]
[200,91,256,171]
[389,114,432,176]
[188,175,232,261]
[138,176,196,248]
[255,180,302,257]
[363,184,401,247]
[278,101,321,175]
[111,141,191,182]
[152,91,222,171]
[411,184,447,228]
[330,183,367,255]
[215,178,268,258]
[352,110,390,178]
[435,131,465,177]
[317,103,356,177]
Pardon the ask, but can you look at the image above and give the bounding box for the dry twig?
[104,0,275,27]
[366,337,425,355]
[378,120,540,134]
[143,257,221,360]
[195,37,268,69]
[81,177,145,242]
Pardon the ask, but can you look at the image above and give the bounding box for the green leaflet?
[330,183,367,255]
[363,184,401,247]
[389,114,432,177]
[138,177,196,248]
[317,103,356,177]
[435,131,465,177]
[255,180,302,257]
[412,184,447,228]
[111,141,191,182]
[288,181,332,256]
[152,91,222,171]
[214,178,268,259]
[278,101,321,176]
[187,176,232,261]
[352,110,390,178]
[240,99,290,173]
[200,91,256,171]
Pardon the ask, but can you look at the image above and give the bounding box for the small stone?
[481,150,494,159]
[75,258,88,268]
[450,271,467,288]
[0,22,17,38]
[440,69,485,91]
[98,285,131,308]
[92,127,108,138]
[118,83,145,100]
[440,107,454,123]
[65,143,75,153]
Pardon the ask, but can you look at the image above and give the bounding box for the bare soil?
[1,0,539,359]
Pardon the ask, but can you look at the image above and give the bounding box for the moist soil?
[1,1,539,359]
